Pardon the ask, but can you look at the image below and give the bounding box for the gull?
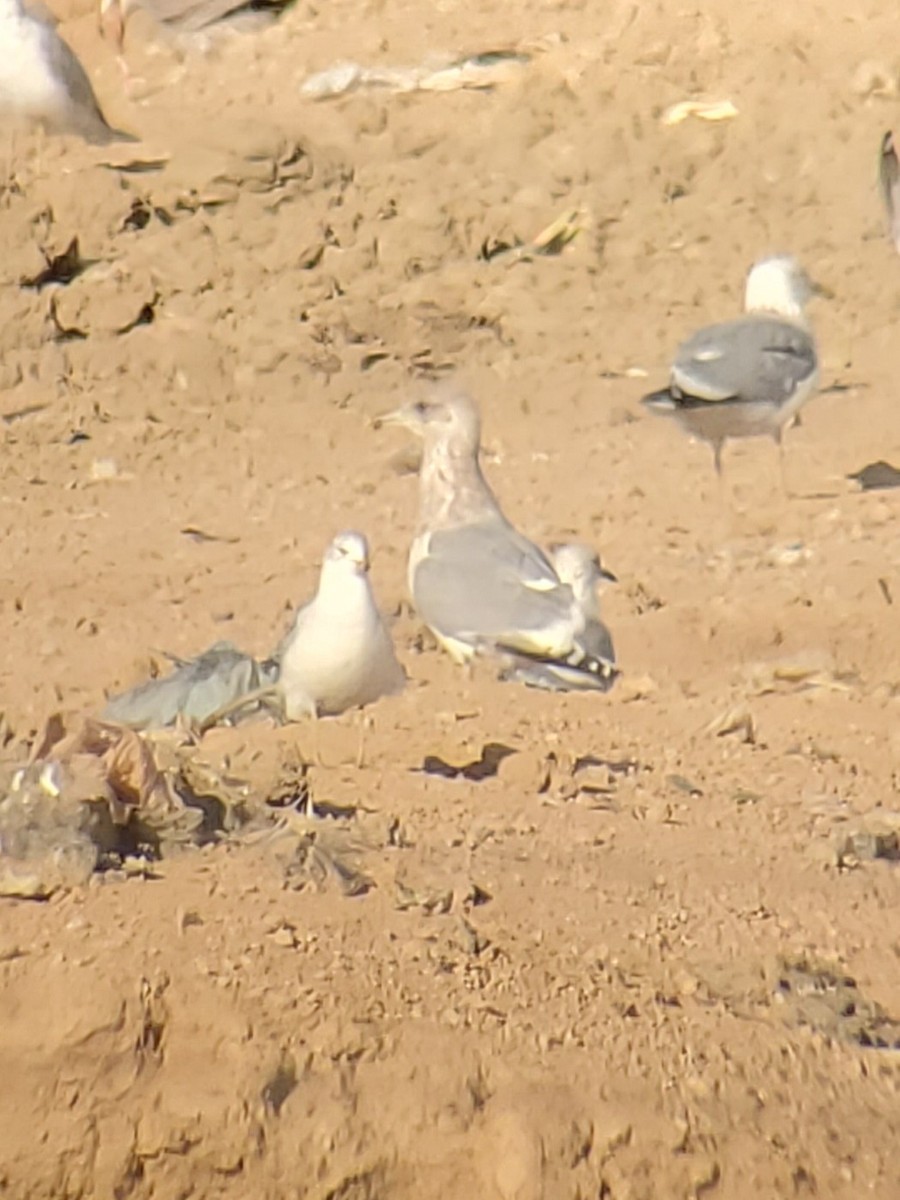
[501,541,619,691]
[201,531,405,729]
[375,386,617,692]
[276,530,405,719]
[0,0,136,143]
[641,255,820,476]
[551,542,617,665]
[98,0,289,51]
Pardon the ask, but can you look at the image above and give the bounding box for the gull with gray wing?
[376,387,617,692]
[98,0,290,51]
[186,531,405,730]
[501,541,618,691]
[642,255,820,475]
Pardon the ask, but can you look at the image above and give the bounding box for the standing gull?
[0,0,136,143]
[376,388,617,692]
[98,0,290,51]
[202,530,406,728]
[642,256,820,475]
[276,530,405,720]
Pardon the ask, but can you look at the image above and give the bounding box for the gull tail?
[495,645,619,694]
[78,115,140,146]
[641,387,679,413]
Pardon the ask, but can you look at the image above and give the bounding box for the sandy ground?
[1,0,900,1196]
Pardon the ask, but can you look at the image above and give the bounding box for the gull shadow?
[420,742,516,781]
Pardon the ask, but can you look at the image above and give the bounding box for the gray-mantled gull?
[551,542,617,665]
[0,0,136,143]
[275,530,406,719]
[98,0,289,51]
[500,541,619,691]
[375,387,617,692]
[641,255,820,475]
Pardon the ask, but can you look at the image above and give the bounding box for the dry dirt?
[1,1,900,1197]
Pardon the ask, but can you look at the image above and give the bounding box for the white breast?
[279,577,402,718]
[0,15,66,121]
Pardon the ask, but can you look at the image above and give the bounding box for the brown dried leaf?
[704,703,756,744]
[27,712,67,765]
[104,728,161,823]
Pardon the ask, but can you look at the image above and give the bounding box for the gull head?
[743,255,815,320]
[550,542,617,595]
[322,530,370,577]
[374,387,482,456]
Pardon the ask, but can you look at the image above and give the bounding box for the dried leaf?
[20,237,85,291]
[704,703,756,743]
[28,713,67,765]
[661,99,739,126]
[104,728,161,821]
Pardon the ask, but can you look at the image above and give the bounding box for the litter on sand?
[481,208,587,265]
[0,712,380,899]
[661,99,739,126]
[301,49,532,100]
[0,715,198,898]
[102,641,277,730]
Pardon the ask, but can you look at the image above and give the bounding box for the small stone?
[617,673,658,702]
[768,541,811,567]
[89,457,120,482]
[850,60,897,98]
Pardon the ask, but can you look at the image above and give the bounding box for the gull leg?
[308,711,325,769]
[300,772,316,820]
[774,429,792,498]
[2,142,10,198]
[712,438,731,517]
[354,711,373,770]
[707,437,738,551]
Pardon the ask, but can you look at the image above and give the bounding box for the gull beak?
[810,277,834,300]
[598,566,618,585]
[372,404,420,432]
[98,0,125,50]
